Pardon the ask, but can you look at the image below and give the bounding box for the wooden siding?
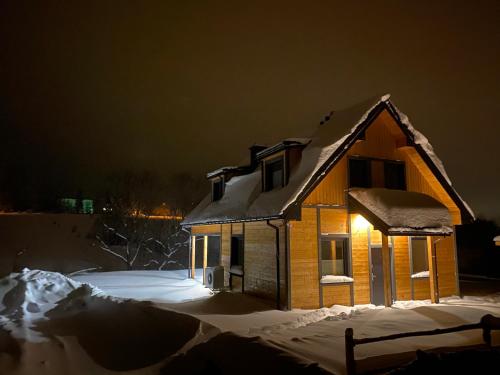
[393,236,411,301]
[243,221,286,305]
[369,226,382,246]
[413,277,431,300]
[347,111,403,160]
[191,224,221,235]
[322,284,352,307]
[303,157,347,205]
[436,235,458,297]
[289,208,319,309]
[346,109,462,226]
[396,147,462,225]
[371,160,385,188]
[221,224,231,286]
[232,223,243,235]
[351,215,371,304]
[320,208,348,234]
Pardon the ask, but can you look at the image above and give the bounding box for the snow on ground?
[0,269,218,375]
[1,268,500,375]
[72,269,213,303]
[0,269,103,342]
[161,294,500,374]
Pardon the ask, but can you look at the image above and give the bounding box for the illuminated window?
[82,199,93,214]
[320,237,349,276]
[411,237,428,274]
[264,157,284,191]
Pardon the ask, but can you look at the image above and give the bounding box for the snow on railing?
[344,314,500,375]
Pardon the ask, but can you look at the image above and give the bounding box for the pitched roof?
[348,188,453,236]
[182,94,474,226]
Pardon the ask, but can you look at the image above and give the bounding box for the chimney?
[249,144,267,168]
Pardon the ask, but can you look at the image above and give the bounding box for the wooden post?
[191,235,196,279]
[345,328,356,375]
[381,234,392,307]
[480,314,498,347]
[427,236,439,303]
[203,235,208,284]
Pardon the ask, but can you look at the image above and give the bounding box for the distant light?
[353,214,369,231]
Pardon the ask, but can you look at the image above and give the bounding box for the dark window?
[384,162,406,190]
[212,179,224,201]
[411,237,428,274]
[320,237,349,276]
[194,237,204,268]
[230,235,244,274]
[349,158,371,188]
[264,157,284,191]
[207,236,221,267]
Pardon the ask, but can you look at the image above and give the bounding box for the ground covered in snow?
[72,269,213,303]
[1,269,499,375]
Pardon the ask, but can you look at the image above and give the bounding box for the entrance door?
[370,246,392,306]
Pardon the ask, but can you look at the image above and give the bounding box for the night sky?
[1,1,499,221]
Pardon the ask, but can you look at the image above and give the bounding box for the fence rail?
[345,314,500,375]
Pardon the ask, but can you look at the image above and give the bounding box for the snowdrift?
[0,268,99,342]
[0,269,218,374]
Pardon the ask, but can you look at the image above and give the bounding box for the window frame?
[410,236,429,276]
[211,177,224,202]
[348,157,372,189]
[263,155,285,192]
[230,235,244,268]
[207,234,221,267]
[319,235,350,278]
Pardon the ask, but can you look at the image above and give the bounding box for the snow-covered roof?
[206,166,240,179]
[348,188,453,235]
[255,138,311,159]
[183,94,474,226]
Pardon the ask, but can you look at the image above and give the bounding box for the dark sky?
[1,1,499,221]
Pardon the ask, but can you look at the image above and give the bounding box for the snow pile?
[0,268,102,342]
[249,304,381,335]
[320,275,354,284]
[0,269,219,374]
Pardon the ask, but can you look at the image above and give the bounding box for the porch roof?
[348,188,453,236]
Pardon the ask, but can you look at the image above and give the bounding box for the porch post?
[427,236,439,303]
[203,235,208,284]
[191,235,196,279]
[381,234,392,307]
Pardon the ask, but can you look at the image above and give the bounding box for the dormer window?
[264,157,284,192]
[212,178,224,201]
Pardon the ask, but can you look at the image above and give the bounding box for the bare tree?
[96,170,163,270]
[95,170,199,271]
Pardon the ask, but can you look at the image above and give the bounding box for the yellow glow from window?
[353,214,369,231]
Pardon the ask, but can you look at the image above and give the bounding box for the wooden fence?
[345,314,500,375]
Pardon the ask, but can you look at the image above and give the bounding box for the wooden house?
[182,95,474,309]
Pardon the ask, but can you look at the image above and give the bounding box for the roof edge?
[284,98,474,225]
[181,214,284,227]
